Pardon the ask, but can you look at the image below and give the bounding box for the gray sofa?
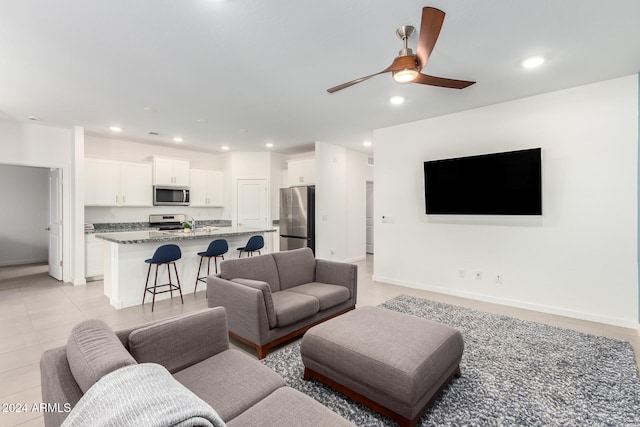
[207,247,357,359]
[40,307,353,427]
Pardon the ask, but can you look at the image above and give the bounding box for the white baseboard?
[344,255,366,263]
[373,275,640,330]
[0,258,48,267]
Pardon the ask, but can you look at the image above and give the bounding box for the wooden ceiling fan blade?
[416,7,445,70]
[327,70,390,93]
[413,73,476,89]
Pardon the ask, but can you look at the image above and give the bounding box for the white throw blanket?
[62,363,226,427]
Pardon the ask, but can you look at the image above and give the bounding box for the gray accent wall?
[0,165,49,266]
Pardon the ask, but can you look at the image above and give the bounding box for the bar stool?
[194,239,228,295]
[237,235,264,258]
[143,244,183,312]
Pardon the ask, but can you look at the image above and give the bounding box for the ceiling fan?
[327,7,475,94]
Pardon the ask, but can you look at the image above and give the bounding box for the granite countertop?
[85,220,233,234]
[95,226,277,244]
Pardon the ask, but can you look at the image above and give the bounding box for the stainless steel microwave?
[153,186,190,206]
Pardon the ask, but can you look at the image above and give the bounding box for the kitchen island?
[96,227,277,309]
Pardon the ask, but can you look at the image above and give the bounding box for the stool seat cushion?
[146,244,181,264]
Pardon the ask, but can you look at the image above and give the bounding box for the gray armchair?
[207,247,357,359]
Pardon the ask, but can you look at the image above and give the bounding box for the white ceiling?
[1,0,639,155]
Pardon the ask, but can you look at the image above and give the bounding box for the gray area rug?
[262,294,640,426]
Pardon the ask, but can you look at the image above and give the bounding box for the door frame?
[48,168,63,280]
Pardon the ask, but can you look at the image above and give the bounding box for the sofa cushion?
[220,254,281,291]
[272,291,320,327]
[173,349,285,422]
[66,319,137,393]
[231,278,277,328]
[128,308,229,374]
[226,386,354,427]
[272,248,316,290]
[285,282,350,310]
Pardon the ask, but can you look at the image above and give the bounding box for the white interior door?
[237,179,268,228]
[48,168,63,280]
[366,181,374,254]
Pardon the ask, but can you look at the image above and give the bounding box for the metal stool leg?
[143,263,152,305]
[173,262,184,303]
[167,263,174,299]
[151,264,160,311]
[194,256,204,294]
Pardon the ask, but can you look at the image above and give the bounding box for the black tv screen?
[424,148,542,215]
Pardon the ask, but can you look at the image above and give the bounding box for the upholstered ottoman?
[301,306,463,427]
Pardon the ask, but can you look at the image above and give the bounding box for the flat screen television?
[424,148,542,215]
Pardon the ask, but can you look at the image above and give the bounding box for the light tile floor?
[0,258,638,426]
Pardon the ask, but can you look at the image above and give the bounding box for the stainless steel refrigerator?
[279,186,315,252]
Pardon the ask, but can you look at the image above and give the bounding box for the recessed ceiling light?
[143,107,156,112]
[221,145,230,151]
[389,96,405,105]
[147,131,160,136]
[239,129,248,133]
[110,126,122,132]
[522,56,545,69]
[363,141,372,147]
[265,143,274,148]
[173,137,183,143]
[27,115,40,121]
[196,118,209,123]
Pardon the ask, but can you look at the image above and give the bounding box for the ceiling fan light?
[393,68,419,83]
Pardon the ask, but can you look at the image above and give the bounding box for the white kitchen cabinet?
[287,158,316,186]
[85,234,104,280]
[190,169,223,207]
[85,158,152,206]
[153,157,190,186]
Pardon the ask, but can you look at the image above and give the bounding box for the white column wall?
[373,75,639,327]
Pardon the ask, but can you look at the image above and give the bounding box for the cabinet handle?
[122,196,126,204]
[116,195,119,204]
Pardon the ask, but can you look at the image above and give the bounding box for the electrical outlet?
[458,269,465,279]
[496,274,503,284]
[475,271,482,280]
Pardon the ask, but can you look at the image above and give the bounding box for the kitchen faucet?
[184,214,196,231]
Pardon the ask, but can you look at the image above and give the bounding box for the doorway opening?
[0,164,63,286]
[366,181,374,254]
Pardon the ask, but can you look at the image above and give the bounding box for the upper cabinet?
[153,156,190,186]
[287,158,316,187]
[85,158,152,206]
[190,169,223,207]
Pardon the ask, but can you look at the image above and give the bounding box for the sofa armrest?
[41,347,83,427]
[315,259,358,301]
[207,276,273,345]
[231,279,277,328]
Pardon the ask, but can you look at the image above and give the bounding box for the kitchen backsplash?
[89,219,232,233]
[85,206,228,224]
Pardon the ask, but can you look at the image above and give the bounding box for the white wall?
[313,142,373,262]
[0,121,80,283]
[373,75,639,328]
[0,165,49,266]
[269,152,288,222]
[315,142,347,260]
